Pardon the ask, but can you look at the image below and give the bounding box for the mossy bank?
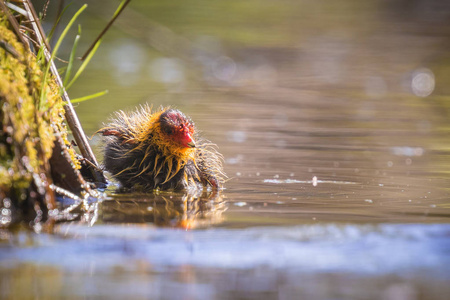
[0,13,90,226]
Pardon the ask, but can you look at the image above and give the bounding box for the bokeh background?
[2,0,450,299]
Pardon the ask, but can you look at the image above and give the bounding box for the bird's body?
[100,105,224,191]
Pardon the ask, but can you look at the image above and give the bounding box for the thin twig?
[22,0,52,52]
[50,184,81,201]
[0,0,29,48]
[81,0,132,61]
[21,32,40,48]
[21,0,105,184]
[54,56,69,63]
[20,24,35,34]
[41,0,51,20]
[0,39,20,59]
[5,1,27,16]
[49,0,65,48]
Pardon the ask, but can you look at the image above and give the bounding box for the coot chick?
[100,105,224,191]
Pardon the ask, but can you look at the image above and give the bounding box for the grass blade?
[40,4,87,107]
[58,66,67,74]
[71,90,108,103]
[63,25,81,87]
[47,3,73,42]
[65,38,101,91]
[81,0,131,61]
[36,44,45,65]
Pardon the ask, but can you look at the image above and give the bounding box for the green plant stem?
[63,25,81,87]
[71,90,108,103]
[21,0,104,183]
[40,4,87,108]
[81,0,131,61]
[65,40,102,90]
[65,38,101,91]
[47,3,72,43]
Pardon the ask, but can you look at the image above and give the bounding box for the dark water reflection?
[2,0,450,298]
[100,191,226,229]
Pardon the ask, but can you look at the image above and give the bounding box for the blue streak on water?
[1,224,450,278]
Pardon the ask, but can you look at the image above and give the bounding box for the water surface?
[2,0,450,299]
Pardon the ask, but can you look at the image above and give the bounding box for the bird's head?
[159,109,196,149]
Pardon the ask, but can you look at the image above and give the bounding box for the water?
[2,0,450,299]
[2,223,450,299]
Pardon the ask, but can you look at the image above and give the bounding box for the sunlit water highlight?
[1,223,449,274]
[263,178,358,185]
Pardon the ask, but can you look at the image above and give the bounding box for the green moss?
[0,13,79,218]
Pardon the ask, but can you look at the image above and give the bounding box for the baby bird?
[100,105,224,191]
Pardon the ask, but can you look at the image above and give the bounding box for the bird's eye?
[166,128,173,135]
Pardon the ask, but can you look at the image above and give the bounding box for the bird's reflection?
[77,190,226,229]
